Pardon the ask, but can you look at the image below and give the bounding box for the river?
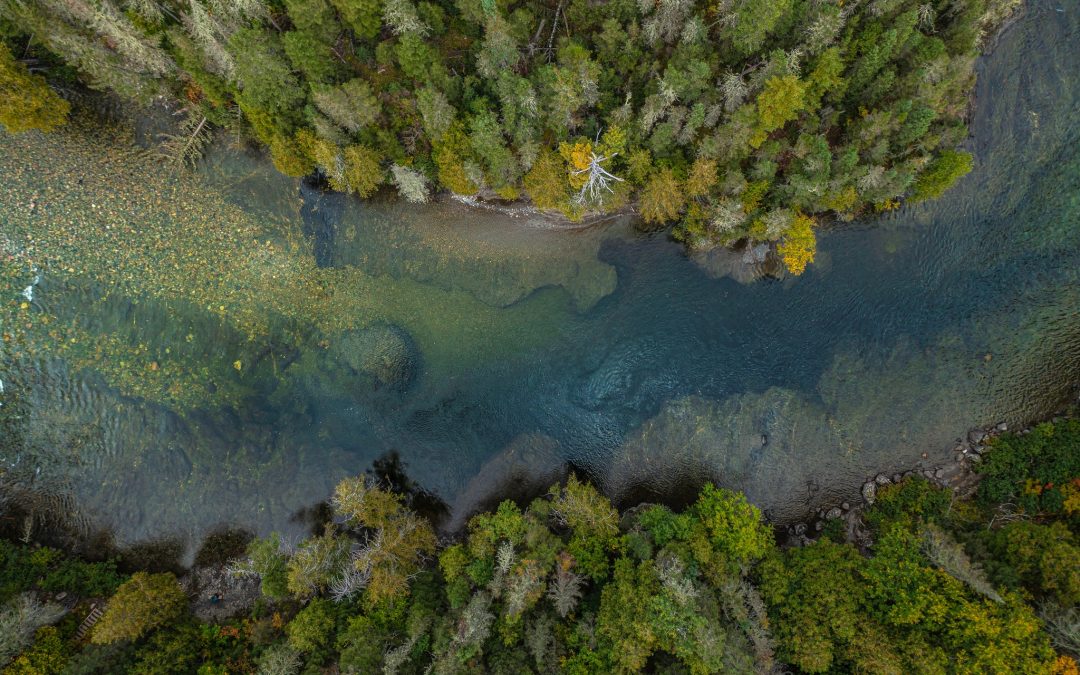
[0,0,1077,546]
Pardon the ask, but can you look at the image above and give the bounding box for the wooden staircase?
[74,603,104,641]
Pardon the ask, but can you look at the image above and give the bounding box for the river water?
[1,0,1078,545]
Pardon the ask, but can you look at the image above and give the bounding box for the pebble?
[996,422,1008,432]
[826,507,842,519]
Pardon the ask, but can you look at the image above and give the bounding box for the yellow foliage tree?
[559,139,593,190]
[753,75,806,147]
[0,43,69,133]
[433,122,478,195]
[777,213,816,275]
[342,144,383,198]
[639,168,685,225]
[91,572,187,644]
[524,150,570,210]
[684,158,718,198]
[270,133,314,177]
[332,475,437,605]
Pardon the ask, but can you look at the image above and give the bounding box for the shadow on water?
[1,0,1079,548]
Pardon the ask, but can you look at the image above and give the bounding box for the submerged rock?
[446,433,566,532]
[328,324,419,390]
[601,388,849,522]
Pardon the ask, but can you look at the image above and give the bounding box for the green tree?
[758,540,868,673]
[0,43,69,133]
[754,75,806,144]
[911,149,973,201]
[91,572,187,644]
[330,0,383,40]
[343,144,384,197]
[282,30,339,83]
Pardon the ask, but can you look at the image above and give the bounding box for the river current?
[1,0,1077,545]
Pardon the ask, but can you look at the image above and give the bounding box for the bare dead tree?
[572,150,624,206]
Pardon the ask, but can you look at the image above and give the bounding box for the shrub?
[91,572,187,644]
[4,625,69,674]
[0,594,66,665]
[911,149,973,201]
[977,419,1080,517]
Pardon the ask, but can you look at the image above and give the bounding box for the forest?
[0,417,1077,673]
[0,0,1018,273]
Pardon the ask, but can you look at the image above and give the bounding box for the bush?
[3,625,69,674]
[91,572,187,644]
[977,419,1080,517]
[866,476,952,533]
[911,149,973,201]
[983,521,1080,606]
[0,593,66,665]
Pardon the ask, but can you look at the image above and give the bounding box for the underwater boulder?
[328,324,419,390]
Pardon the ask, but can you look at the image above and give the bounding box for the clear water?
[1,0,1078,544]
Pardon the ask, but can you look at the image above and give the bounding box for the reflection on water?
[1,0,1078,544]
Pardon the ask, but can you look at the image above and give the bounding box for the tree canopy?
[0,0,1014,275]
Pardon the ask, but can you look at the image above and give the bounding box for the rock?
[792,523,807,536]
[875,474,892,486]
[892,473,902,483]
[862,481,877,504]
[447,433,566,532]
[969,429,987,444]
[968,453,982,463]
[330,324,418,389]
[814,520,824,531]
[956,453,964,463]
[974,444,988,454]
[934,469,944,479]
[826,507,842,520]
[842,502,850,510]
[996,422,1008,432]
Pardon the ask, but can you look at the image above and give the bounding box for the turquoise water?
[1,0,1078,544]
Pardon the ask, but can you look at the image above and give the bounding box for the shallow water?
[1,0,1078,544]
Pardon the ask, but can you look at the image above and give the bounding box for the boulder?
[862,481,877,504]
[329,324,419,389]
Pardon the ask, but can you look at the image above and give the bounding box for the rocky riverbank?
[785,409,1076,549]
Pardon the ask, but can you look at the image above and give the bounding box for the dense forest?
[1,417,1077,673]
[0,0,1018,273]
